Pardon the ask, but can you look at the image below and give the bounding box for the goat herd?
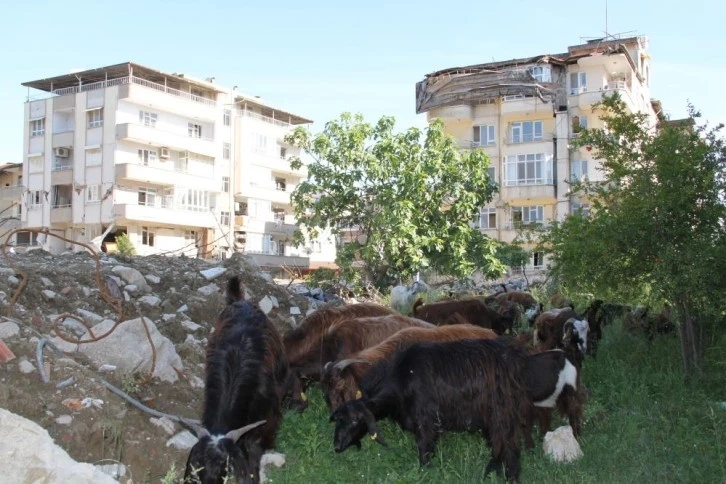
[181,276,658,483]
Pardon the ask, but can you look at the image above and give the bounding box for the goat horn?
[334,358,367,371]
[224,420,267,442]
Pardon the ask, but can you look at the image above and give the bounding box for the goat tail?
[226,275,245,305]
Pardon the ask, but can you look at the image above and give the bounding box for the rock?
[259,296,274,315]
[189,375,205,389]
[162,313,176,322]
[197,283,220,296]
[0,267,15,275]
[40,277,55,288]
[98,364,117,373]
[0,321,20,339]
[166,430,197,450]
[55,415,73,425]
[138,295,161,307]
[269,296,279,308]
[8,275,20,286]
[41,289,56,301]
[290,306,301,315]
[200,267,227,281]
[177,304,189,313]
[260,451,286,483]
[76,317,183,383]
[111,265,150,293]
[543,425,583,463]
[96,462,127,480]
[75,308,104,325]
[181,320,202,332]
[145,274,161,284]
[18,358,36,374]
[150,416,177,436]
[124,284,139,295]
[0,408,117,483]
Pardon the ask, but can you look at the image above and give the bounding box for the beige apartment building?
[416,36,660,273]
[0,163,23,244]
[20,62,336,272]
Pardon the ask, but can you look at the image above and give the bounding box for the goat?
[293,314,434,384]
[489,291,542,326]
[320,324,498,411]
[184,276,289,484]
[532,308,590,356]
[283,302,396,410]
[411,297,516,334]
[550,293,575,310]
[329,338,531,482]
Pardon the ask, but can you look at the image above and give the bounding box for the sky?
[1,0,724,162]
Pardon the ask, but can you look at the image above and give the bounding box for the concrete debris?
[166,430,197,450]
[259,296,274,315]
[290,306,301,315]
[197,283,220,296]
[98,364,117,372]
[75,308,104,325]
[0,408,118,484]
[18,358,36,374]
[55,414,73,425]
[144,274,161,284]
[543,425,584,463]
[40,276,55,287]
[111,265,150,293]
[200,266,227,281]
[0,320,20,339]
[181,320,202,332]
[138,295,161,307]
[150,416,177,436]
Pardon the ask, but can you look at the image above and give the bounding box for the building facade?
[0,163,23,245]
[20,62,336,271]
[416,36,659,273]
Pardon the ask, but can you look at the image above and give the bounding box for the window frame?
[30,118,46,137]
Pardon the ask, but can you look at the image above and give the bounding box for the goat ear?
[562,318,575,344]
[224,419,266,442]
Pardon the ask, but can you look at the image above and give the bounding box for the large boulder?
[0,407,118,483]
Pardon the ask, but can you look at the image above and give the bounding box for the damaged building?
[416,36,661,273]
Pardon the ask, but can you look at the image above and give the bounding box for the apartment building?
[20,62,336,271]
[415,36,659,273]
[0,163,23,245]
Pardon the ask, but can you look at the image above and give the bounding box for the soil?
[0,249,316,482]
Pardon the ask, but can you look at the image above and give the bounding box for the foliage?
[114,232,136,256]
[284,114,506,290]
[267,323,726,483]
[542,93,726,372]
[496,241,530,272]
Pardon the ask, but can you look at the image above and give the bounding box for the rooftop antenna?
[605,0,609,38]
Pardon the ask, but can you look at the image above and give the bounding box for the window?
[511,121,543,143]
[533,251,545,268]
[188,123,202,139]
[138,149,157,165]
[141,226,155,246]
[223,142,230,160]
[473,125,495,146]
[570,72,587,94]
[530,66,551,82]
[254,133,267,153]
[28,156,44,173]
[178,188,211,212]
[474,207,497,229]
[87,108,103,128]
[86,184,101,202]
[503,94,525,102]
[220,211,230,226]
[487,166,496,183]
[28,190,43,208]
[139,111,157,127]
[571,115,588,134]
[572,202,591,217]
[30,118,45,137]
[273,209,285,224]
[184,230,197,245]
[138,187,157,206]
[279,146,287,159]
[511,206,544,228]
[504,153,553,185]
[570,160,588,182]
[223,109,231,126]
[275,177,286,191]
[86,149,102,166]
[221,176,230,193]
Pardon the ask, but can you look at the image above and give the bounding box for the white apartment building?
[416,36,659,273]
[20,62,336,271]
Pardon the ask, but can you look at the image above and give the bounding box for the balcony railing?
[29,76,217,107]
[52,163,73,171]
[236,109,294,128]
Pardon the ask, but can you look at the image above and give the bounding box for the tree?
[543,93,726,374]
[284,113,506,290]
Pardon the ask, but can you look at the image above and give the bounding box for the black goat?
[330,338,530,483]
[184,276,289,484]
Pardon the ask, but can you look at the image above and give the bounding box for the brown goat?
[495,291,542,325]
[292,313,433,384]
[412,297,516,334]
[282,302,397,408]
[321,324,498,411]
[532,308,578,351]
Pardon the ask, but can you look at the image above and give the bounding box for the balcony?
[116,123,216,158]
[114,203,217,228]
[248,151,308,177]
[241,182,295,205]
[501,183,555,203]
[264,218,296,236]
[52,131,74,148]
[50,206,72,224]
[0,185,24,201]
[115,162,219,192]
[51,164,73,185]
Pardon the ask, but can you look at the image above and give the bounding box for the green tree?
[544,93,726,373]
[284,114,506,290]
[114,232,136,256]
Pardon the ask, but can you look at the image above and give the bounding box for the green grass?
[267,323,726,483]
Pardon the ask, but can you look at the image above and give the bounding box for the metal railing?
[236,109,293,128]
[130,76,216,106]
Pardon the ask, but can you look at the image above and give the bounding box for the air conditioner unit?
[54,147,70,158]
[159,147,170,159]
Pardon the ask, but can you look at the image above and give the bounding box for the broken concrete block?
[197,284,220,296]
[259,296,274,315]
[200,267,226,281]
